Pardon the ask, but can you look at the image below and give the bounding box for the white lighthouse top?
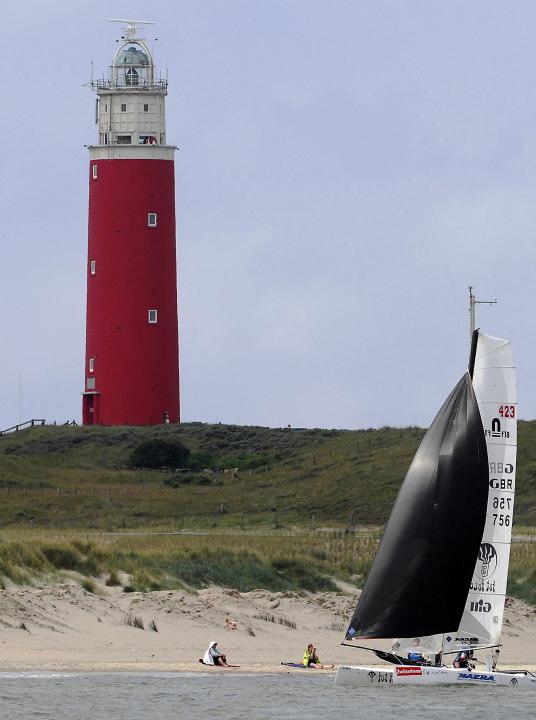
[110,20,156,89]
[89,19,173,151]
[92,19,167,94]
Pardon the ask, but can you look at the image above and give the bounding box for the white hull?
[335,664,536,688]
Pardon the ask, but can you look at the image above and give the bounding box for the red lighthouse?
[82,20,180,426]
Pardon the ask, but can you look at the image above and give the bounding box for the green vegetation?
[1,420,536,528]
[0,530,362,593]
[81,578,98,594]
[0,422,423,529]
[0,528,533,606]
[0,421,535,604]
[129,438,190,470]
[507,540,536,605]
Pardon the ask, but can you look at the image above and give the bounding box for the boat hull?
[335,665,536,688]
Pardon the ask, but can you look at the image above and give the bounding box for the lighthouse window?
[86,377,96,390]
[144,104,149,112]
[126,67,139,86]
[88,357,95,373]
[121,103,127,112]
[148,309,158,324]
[148,213,158,227]
[92,164,98,179]
[90,260,96,275]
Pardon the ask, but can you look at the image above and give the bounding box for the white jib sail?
[443,333,517,654]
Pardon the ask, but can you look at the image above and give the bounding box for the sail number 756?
[492,513,511,527]
[498,405,516,418]
[493,497,512,510]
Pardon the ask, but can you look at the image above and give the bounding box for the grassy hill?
[0,422,535,604]
[0,420,535,529]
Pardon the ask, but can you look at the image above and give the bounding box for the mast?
[468,286,497,347]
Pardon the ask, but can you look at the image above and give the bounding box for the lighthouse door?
[82,393,100,425]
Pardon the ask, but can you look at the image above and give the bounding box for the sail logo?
[485,418,510,439]
[476,543,497,579]
[458,673,495,682]
[470,599,492,613]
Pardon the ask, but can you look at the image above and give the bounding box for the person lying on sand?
[199,641,240,667]
[303,643,334,669]
[225,617,237,630]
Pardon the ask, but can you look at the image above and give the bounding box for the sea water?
[0,672,535,720]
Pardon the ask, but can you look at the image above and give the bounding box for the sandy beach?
[0,583,535,673]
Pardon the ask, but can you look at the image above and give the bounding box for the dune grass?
[0,528,534,606]
[0,529,361,593]
[507,541,536,605]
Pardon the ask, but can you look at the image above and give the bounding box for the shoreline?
[0,662,335,674]
[1,584,535,672]
[2,662,536,675]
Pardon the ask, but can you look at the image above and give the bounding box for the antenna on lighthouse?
[109,19,155,41]
[468,286,497,345]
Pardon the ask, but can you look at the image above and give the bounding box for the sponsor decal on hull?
[367,670,392,684]
[396,667,422,677]
[458,673,496,682]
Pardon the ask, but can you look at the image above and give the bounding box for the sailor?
[407,637,425,663]
[453,649,473,669]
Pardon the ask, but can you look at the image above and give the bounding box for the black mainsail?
[345,372,489,640]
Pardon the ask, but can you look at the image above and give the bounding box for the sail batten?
[345,372,489,641]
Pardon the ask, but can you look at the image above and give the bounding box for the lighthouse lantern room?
[82,20,180,425]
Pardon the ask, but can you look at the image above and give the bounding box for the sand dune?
[0,584,535,672]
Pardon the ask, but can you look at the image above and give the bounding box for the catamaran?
[336,331,536,687]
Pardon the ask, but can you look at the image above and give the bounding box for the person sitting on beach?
[202,641,229,666]
[303,644,334,669]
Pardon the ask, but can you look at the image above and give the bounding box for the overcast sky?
[1,1,535,431]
